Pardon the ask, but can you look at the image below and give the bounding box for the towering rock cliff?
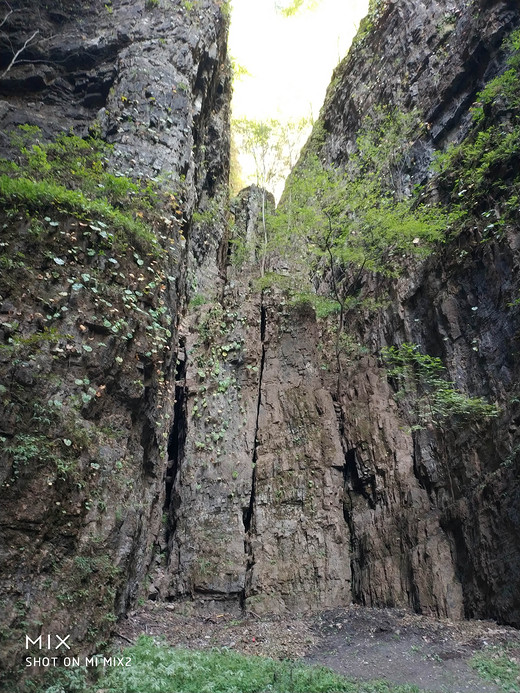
[1,0,520,687]
[0,0,230,685]
[155,0,520,628]
[157,186,352,614]
[304,0,520,625]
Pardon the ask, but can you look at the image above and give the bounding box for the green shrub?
[189,293,208,307]
[290,292,340,318]
[381,343,499,429]
[0,176,156,248]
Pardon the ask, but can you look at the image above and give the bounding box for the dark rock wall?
[1,0,520,687]
[0,0,230,683]
[319,0,519,179]
[303,0,520,624]
[157,187,352,616]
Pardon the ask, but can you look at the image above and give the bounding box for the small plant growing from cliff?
[351,0,389,48]
[381,343,499,430]
[432,28,520,232]
[146,0,159,8]
[218,0,232,19]
[0,127,161,251]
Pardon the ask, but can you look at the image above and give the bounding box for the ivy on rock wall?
[0,125,183,680]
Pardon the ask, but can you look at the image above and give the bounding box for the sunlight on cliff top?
[229,0,369,196]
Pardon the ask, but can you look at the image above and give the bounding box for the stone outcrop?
[318,0,519,179]
[156,187,351,615]
[0,0,230,685]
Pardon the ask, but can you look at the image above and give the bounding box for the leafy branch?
[381,343,499,430]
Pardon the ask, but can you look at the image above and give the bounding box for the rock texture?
[156,187,351,615]
[0,0,230,686]
[297,0,520,624]
[246,295,351,614]
[1,0,520,688]
[319,0,519,178]
[157,0,520,628]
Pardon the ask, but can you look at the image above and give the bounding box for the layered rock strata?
[0,0,230,683]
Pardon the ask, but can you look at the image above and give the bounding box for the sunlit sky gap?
[229,0,370,191]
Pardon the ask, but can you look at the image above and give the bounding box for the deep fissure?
[241,301,267,607]
[336,404,361,606]
[164,337,187,552]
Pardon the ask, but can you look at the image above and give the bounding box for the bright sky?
[228,0,369,191]
[229,0,369,122]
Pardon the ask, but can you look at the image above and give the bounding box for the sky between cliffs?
[228,0,369,190]
[229,0,369,121]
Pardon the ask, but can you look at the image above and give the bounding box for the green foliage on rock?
[0,127,161,251]
[269,107,452,298]
[433,28,520,235]
[351,0,389,48]
[381,343,499,430]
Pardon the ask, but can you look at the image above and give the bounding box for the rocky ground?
[114,603,520,692]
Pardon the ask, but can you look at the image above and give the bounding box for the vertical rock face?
[1,0,520,686]
[319,0,519,171]
[246,297,351,613]
[0,0,230,204]
[298,0,520,624]
[0,0,230,683]
[158,187,351,614]
[158,0,520,628]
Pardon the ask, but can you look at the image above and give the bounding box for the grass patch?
[471,645,520,692]
[0,127,165,253]
[45,635,429,693]
[0,176,156,248]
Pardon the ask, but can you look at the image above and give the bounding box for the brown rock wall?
[246,299,351,613]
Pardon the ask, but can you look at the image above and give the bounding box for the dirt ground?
[114,602,520,692]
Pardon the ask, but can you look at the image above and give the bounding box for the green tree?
[274,107,449,283]
[266,108,452,391]
[232,116,310,274]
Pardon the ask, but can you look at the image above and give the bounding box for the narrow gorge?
[0,0,519,690]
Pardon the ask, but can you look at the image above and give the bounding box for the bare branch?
[0,7,13,30]
[0,29,39,80]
